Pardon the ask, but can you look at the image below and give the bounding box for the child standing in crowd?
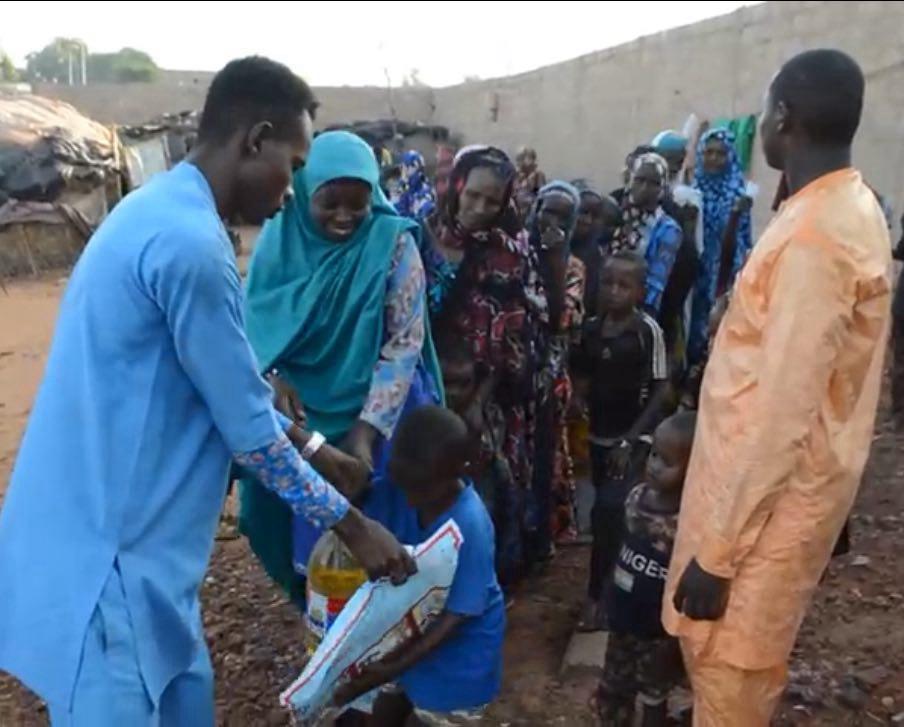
[334,406,506,726]
[567,185,622,504]
[437,335,513,556]
[579,252,669,631]
[514,146,548,201]
[594,412,695,727]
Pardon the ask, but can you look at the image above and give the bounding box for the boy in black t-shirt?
[594,411,695,727]
[578,252,669,632]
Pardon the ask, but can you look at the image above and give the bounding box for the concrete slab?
[574,474,595,535]
[561,630,608,676]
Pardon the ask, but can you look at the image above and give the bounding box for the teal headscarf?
[244,130,423,442]
[240,131,440,599]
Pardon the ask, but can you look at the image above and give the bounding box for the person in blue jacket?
[0,56,414,727]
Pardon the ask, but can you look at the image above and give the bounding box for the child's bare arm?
[333,612,464,706]
[627,380,669,443]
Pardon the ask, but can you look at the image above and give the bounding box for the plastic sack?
[280,519,463,724]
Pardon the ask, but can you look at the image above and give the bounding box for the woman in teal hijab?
[240,131,442,604]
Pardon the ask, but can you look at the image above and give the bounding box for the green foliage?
[88,48,159,83]
[25,40,158,84]
[0,51,17,82]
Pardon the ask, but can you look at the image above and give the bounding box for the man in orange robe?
[664,49,891,726]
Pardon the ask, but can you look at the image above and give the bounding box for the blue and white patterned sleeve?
[359,232,425,438]
[274,409,294,432]
[234,436,350,530]
[644,219,683,315]
[143,224,347,529]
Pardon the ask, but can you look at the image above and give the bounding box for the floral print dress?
[426,219,548,584]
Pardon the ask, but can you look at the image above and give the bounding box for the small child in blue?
[333,405,506,726]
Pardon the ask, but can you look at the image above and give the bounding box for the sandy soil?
[0,276,902,726]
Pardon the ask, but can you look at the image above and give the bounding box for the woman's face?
[574,194,603,242]
[310,179,372,242]
[629,162,663,211]
[457,167,507,233]
[703,138,729,174]
[537,192,575,235]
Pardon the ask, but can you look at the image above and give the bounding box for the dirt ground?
[1,275,902,726]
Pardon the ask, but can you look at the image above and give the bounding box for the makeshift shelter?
[322,119,453,175]
[0,93,123,280]
[119,110,199,188]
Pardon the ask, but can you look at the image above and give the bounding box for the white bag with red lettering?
[280,520,463,725]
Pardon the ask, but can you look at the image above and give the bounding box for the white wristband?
[302,431,326,461]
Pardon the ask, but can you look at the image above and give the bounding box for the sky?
[2,1,755,87]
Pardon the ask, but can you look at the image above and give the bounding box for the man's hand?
[333,508,417,585]
[267,372,307,427]
[672,557,731,621]
[310,445,372,503]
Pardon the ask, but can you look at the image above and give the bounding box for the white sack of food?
[280,519,463,724]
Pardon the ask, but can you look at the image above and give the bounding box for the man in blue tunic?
[0,57,415,726]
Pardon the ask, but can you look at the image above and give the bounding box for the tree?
[25,37,87,84]
[25,41,158,84]
[0,50,17,82]
[88,48,158,83]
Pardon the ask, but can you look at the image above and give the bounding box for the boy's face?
[388,455,436,510]
[388,451,462,510]
[441,358,477,415]
[599,259,643,315]
[646,422,691,494]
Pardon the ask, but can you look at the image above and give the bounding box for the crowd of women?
[238,123,755,599]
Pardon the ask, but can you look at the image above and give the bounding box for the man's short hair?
[771,49,864,146]
[198,56,318,143]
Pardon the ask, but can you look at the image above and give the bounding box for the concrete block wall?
[30,1,904,235]
[430,1,904,233]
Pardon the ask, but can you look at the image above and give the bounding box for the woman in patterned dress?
[423,145,549,586]
[525,182,586,551]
